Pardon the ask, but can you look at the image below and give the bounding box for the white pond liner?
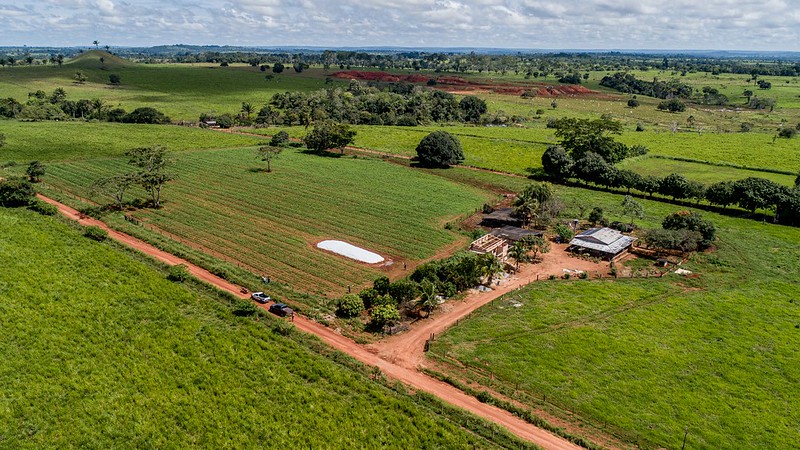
[317,240,385,264]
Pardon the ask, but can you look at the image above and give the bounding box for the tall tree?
[125,145,175,208]
[25,161,46,183]
[415,131,464,168]
[257,146,282,172]
[621,195,644,226]
[303,121,356,154]
[552,117,629,163]
[91,173,139,209]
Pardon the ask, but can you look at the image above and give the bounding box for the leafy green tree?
[74,72,87,84]
[241,102,255,119]
[637,175,661,198]
[616,169,643,194]
[541,145,573,180]
[303,121,356,154]
[705,181,736,208]
[370,304,400,328]
[552,117,629,163]
[458,95,487,123]
[0,177,35,207]
[25,161,46,183]
[269,130,290,147]
[554,223,574,242]
[732,177,786,213]
[588,207,605,226]
[125,145,175,208]
[373,276,390,296]
[572,152,611,185]
[49,88,67,104]
[388,279,419,306]
[662,210,716,248]
[257,146,282,172]
[657,98,686,113]
[272,62,284,73]
[659,173,691,200]
[91,173,139,209]
[337,294,365,318]
[621,195,644,226]
[525,235,551,261]
[123,107,170,124]
[415,131,464,168]
[627,98,640,108]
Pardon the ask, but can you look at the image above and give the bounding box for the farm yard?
[425,171,800,450]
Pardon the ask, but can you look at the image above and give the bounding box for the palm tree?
[478,253,503,285]
[507,241,530,271]
[93,40,99,48]
[415,279,439,318]
[240,102,255,119]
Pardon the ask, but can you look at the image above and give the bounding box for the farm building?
[470,226,542,261]
[480,208,523,228]
[568,227,635,260]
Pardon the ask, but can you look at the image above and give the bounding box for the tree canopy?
[415,131,464,168]
[303,121,356,153]
[552,117,629,163]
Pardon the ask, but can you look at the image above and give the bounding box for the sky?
[1,0,799,51]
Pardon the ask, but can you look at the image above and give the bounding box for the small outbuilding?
[480,208,523,228]
[470,226,543,261]
[568,227,635,260]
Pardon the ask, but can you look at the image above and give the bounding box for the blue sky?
[2,0,799,51]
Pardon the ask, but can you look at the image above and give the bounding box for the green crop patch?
[0,121,262,162]
[44,147,492,298]
[0,207,496,449]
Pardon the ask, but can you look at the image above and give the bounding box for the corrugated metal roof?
[569,227,635,254]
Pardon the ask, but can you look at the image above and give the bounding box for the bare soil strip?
[39,193,581,450]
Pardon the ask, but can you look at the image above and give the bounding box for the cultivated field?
[426,170,800,449]
[42,146,492,299]
[0,121,262,162]
[0,207,503,449]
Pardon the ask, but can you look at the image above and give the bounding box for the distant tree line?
[600,72,693,99]
[542,145,800,225]
[0,88,169,124]
[249,81,499,127]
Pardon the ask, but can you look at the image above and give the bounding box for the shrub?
[123,107,170,124]
[371,294,397,308]
[778,127,797,138]
[588,207,605,226]
[370,304,400,328]
[83,226,108,241]
[210,265,229,280]
[269,130,290,146]
[167,264,191,282]
[740,122,753,132]
[336,294,365,318]
[0,177,35,207]
[232,300,258,317]
[27,199,58,216]
[358,287,379,309]
[627,98,640,108]
[579,271,589,279]
[662,210,716,248]
[657,98,686,113]
[554,223,574,242]
[373,276,390,295]
[635,122,645,132]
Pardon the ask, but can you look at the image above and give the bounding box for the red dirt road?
[40,194,581,450]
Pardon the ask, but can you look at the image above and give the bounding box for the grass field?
[42,146,492,299]
[426,170,800,449]
[618,156,797,186]
[0,207,507,449]
[0,121,262,162]
[0,51,343,121]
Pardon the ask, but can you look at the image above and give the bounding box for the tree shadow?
[299,149,343,158]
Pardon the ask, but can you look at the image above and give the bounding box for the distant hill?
[66,50,134,69]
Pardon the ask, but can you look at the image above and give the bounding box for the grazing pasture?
[43,146,492,298]
[427,170,800,450]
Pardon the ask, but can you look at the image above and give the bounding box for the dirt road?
[40,194,581,450]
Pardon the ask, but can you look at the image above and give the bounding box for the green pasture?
[428,170,800,449]
[618,156,797,186]
[0,207,499,449]
[0,52,343,121]
[0,121,261,162]
[42,146,491,298]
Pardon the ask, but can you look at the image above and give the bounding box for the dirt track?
[39,194,581,450]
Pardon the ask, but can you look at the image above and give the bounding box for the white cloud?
[0,0,798,51]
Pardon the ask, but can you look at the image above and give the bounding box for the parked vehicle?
[269,303,293,317]
[251,291,271,303]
